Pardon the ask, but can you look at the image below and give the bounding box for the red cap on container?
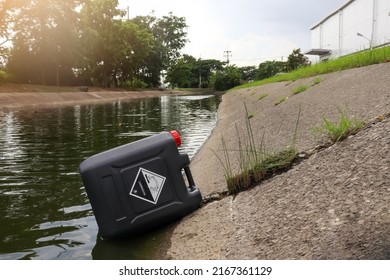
[169,130,182,147]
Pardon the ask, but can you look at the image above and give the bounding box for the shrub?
[122,78,147,90]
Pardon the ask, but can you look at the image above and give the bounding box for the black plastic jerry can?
[79,130,201,239]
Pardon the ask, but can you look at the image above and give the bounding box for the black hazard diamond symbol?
[129,168,166,204]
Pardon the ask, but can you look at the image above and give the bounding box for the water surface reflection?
[0,94,220,259]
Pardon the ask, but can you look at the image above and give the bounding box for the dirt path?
[163,62,390,259]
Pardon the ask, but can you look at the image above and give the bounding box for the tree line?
[0,0,310,90]
[167,49,310,91]
[0,0,187,88]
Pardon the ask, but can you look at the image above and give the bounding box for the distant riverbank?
[0,84,209,109]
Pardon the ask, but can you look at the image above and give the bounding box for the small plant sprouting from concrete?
[292,84,309,95]
[258,93,268,101]
[247,112,255,119]
[274,96,287,106]
[312,109,365,143]
[312,77,323,86]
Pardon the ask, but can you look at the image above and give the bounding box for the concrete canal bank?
[0,88,190,109]
[162,62,390,259]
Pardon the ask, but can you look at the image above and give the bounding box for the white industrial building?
[306,0,390,61]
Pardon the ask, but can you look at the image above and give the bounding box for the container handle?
[184,166,196,192]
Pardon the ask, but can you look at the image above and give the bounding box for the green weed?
[292,84,309,95]
[312,77,323,85]
[247,112,255,119]
[258,93,268,100]
[274,96,287,106]
[313,110,365,142]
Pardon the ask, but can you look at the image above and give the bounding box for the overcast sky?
[118,0,347,66]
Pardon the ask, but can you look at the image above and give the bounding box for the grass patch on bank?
[291,84,309,95]
[212,103,301,195]
[312,110,365,142]
[257,93,268,100]
[274,96,287,106]
[224,147,297,195]
[311,77,323,86]
[233,46,390,91]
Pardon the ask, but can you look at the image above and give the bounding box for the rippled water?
[0,94,220,259]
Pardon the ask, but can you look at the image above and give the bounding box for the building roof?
[304,49,332,56]
[310,0,355,30]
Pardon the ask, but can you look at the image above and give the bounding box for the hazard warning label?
[129,168,166,204]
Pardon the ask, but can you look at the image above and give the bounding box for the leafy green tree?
[212,65,241,91]
[0,0,12,62]
[0,0,22,47]
[165,56,225,88]
[257,60,287,80]
[195,59,225,87]
[3,1,188,89]
[165,56,193,88]
[6,34,38,83]
[6,0,81,85]
[78,0,125,87]
[129,15,162,87]
[130,13,188,87]
[287,48,310,71]
[239,66,257,82]
[154,12,188,68]
[111,21,153,87]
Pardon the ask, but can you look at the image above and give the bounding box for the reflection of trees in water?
[0,94,220,259]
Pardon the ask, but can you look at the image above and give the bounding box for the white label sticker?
[129,168,166,204]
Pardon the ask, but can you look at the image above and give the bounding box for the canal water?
[0,94,220,260]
